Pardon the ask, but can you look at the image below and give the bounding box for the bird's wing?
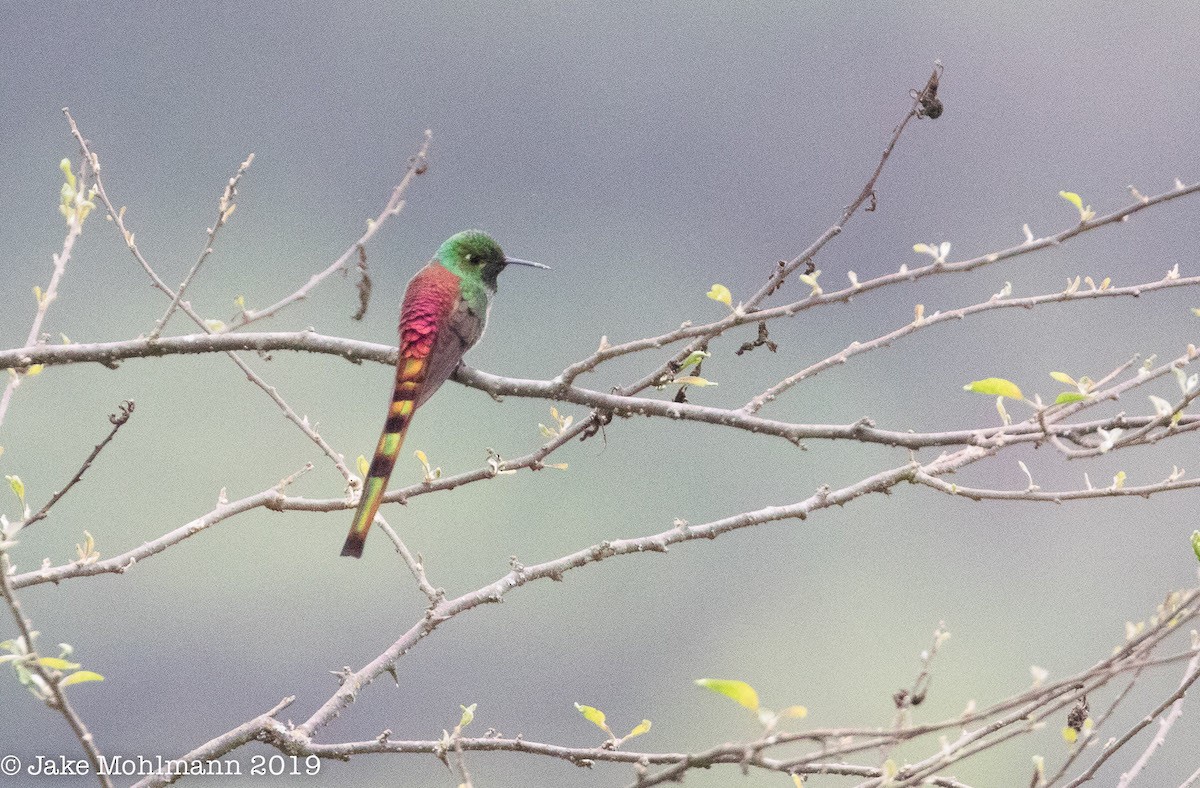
[415,296,483,408]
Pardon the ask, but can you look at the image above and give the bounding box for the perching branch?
[2,328,1196,453]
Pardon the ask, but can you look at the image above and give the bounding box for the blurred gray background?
[2,1,1199,785]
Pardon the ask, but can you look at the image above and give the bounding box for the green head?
[435,230,548,290]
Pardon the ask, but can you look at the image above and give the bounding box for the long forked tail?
[341,355,427,558]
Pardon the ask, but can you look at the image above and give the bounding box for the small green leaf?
[674,376,717,387]
[1192,531,1200,563]
[5,475,25,506]
[356,455,370,477]
[60,670,104,687]
[574,702,611,733]
[35,657,80,671]
[963,378,1023,400]
[1059,191,1096,222]
[59,158,76,191]
[626,719,652,740]
[1059,191,1083,211]
[1049,371,1076,386]
[1055,392,1088,404]
[458,703,476,728]
[678,351,710,371]
[234,294,246,310]
[706,284,732,307]
[204,319,225,331]
[777,705,808,719]
[695,678,760,711]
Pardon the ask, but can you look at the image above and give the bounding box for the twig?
[610,66,935,398]
[375,513,443,606]
[743,273,1200,413]
[0,160,88,430]
[881,682,1089,788]
[9,412,594,591]
[21,401,134,530]
[149,153,255,339]
[914,472,1200,503]
[1044,666,1148,786]
[140,579,1200,786]
[557,178,1200,390]
[64,110,357,487]
[1066,652,1200,786]
[129,696,294,788]
[223,130,431,332]
[0,552,111,787]
[1114,649,1200,786]
[880,623,950,768]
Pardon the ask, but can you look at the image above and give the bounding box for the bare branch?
[0,552,111,787]
[64,110,357,487]
[2,331,1197,454]
[223,130,432,332]
[21,400,134,530]
[129,696,294,788]
[561,180,1200,390]
[1114,650,1200,786]
[149,152,255,339]
[1067,651,1200,786]
[0,158,88,430]
[914,472,1200,503]
[375,512,443,606]
[744,273,1200,414]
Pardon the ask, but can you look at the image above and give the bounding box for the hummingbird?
[341,230,549,558]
